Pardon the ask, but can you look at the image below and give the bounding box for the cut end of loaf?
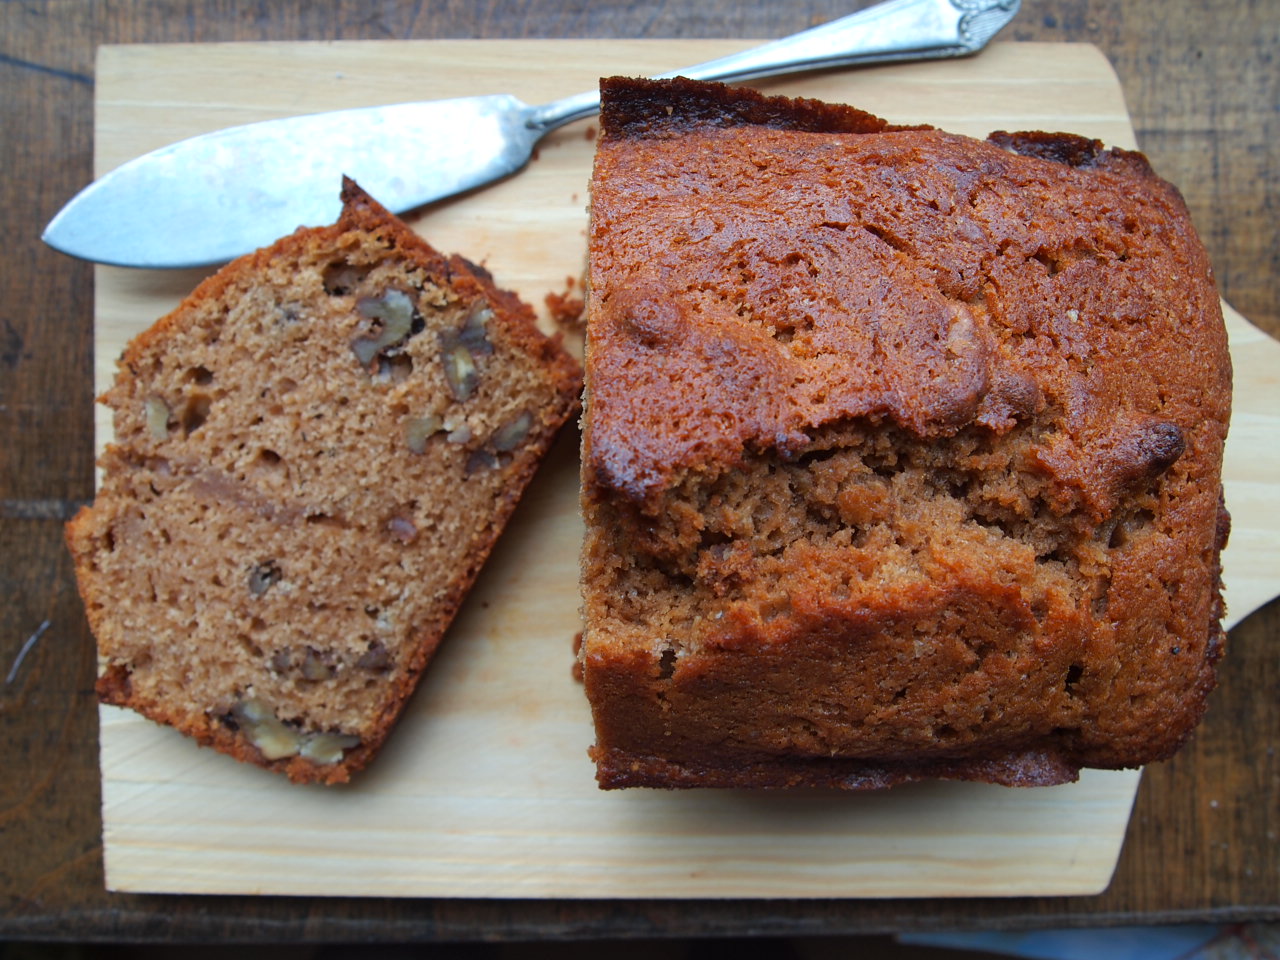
[69,180,582,784]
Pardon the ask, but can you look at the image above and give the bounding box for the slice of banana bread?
[580,78,1231,790]
[68,179,581,784]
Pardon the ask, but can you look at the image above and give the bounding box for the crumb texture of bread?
[580,78,1231,790]
[68,179,581,784]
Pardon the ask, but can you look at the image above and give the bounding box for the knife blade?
[42,0,1019,269]
[44,96,539,269]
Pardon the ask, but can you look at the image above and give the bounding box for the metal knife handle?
[526,0,1020,132]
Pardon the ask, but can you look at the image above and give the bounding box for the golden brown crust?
[599,74,924,140]
[586,84,1227,507]
[580,78,1231,790]
[72,179,581,784]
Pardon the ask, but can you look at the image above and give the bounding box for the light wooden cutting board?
[92,39,1280,899]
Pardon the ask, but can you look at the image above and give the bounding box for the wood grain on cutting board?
[92,40,1276,899]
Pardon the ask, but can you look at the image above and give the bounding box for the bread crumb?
[546,275,586,337]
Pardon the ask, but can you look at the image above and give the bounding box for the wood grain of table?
[2,0,1276,941]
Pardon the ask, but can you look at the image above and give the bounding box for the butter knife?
[42,0,1019,269]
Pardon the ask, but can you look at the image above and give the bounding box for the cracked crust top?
[586,78,1228,511]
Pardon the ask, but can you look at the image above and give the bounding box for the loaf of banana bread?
[68,179,582,784]
[580,77,1231,789]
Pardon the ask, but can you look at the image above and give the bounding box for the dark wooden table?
[2,0,1276,942]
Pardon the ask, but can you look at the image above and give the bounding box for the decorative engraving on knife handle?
[953,0,1022,47]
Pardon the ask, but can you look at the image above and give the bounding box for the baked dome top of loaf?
[580,78,1232,789]
[586,77,1230,516]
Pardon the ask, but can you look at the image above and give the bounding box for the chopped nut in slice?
[300,647,335,681]
[492,410,533,452]
[387,514,418,543]
[231,698,301,760]
[405,414,443,454]
[446,424,473,444]
[465,449,500,475]
[300,732,362,764]
[440,336,479,401]
[356,641,392,671]
[351,289,417,367]
[228,698,359,764]
[459,304,495,355]
[247,560,282,597]
[145,396,171,440]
